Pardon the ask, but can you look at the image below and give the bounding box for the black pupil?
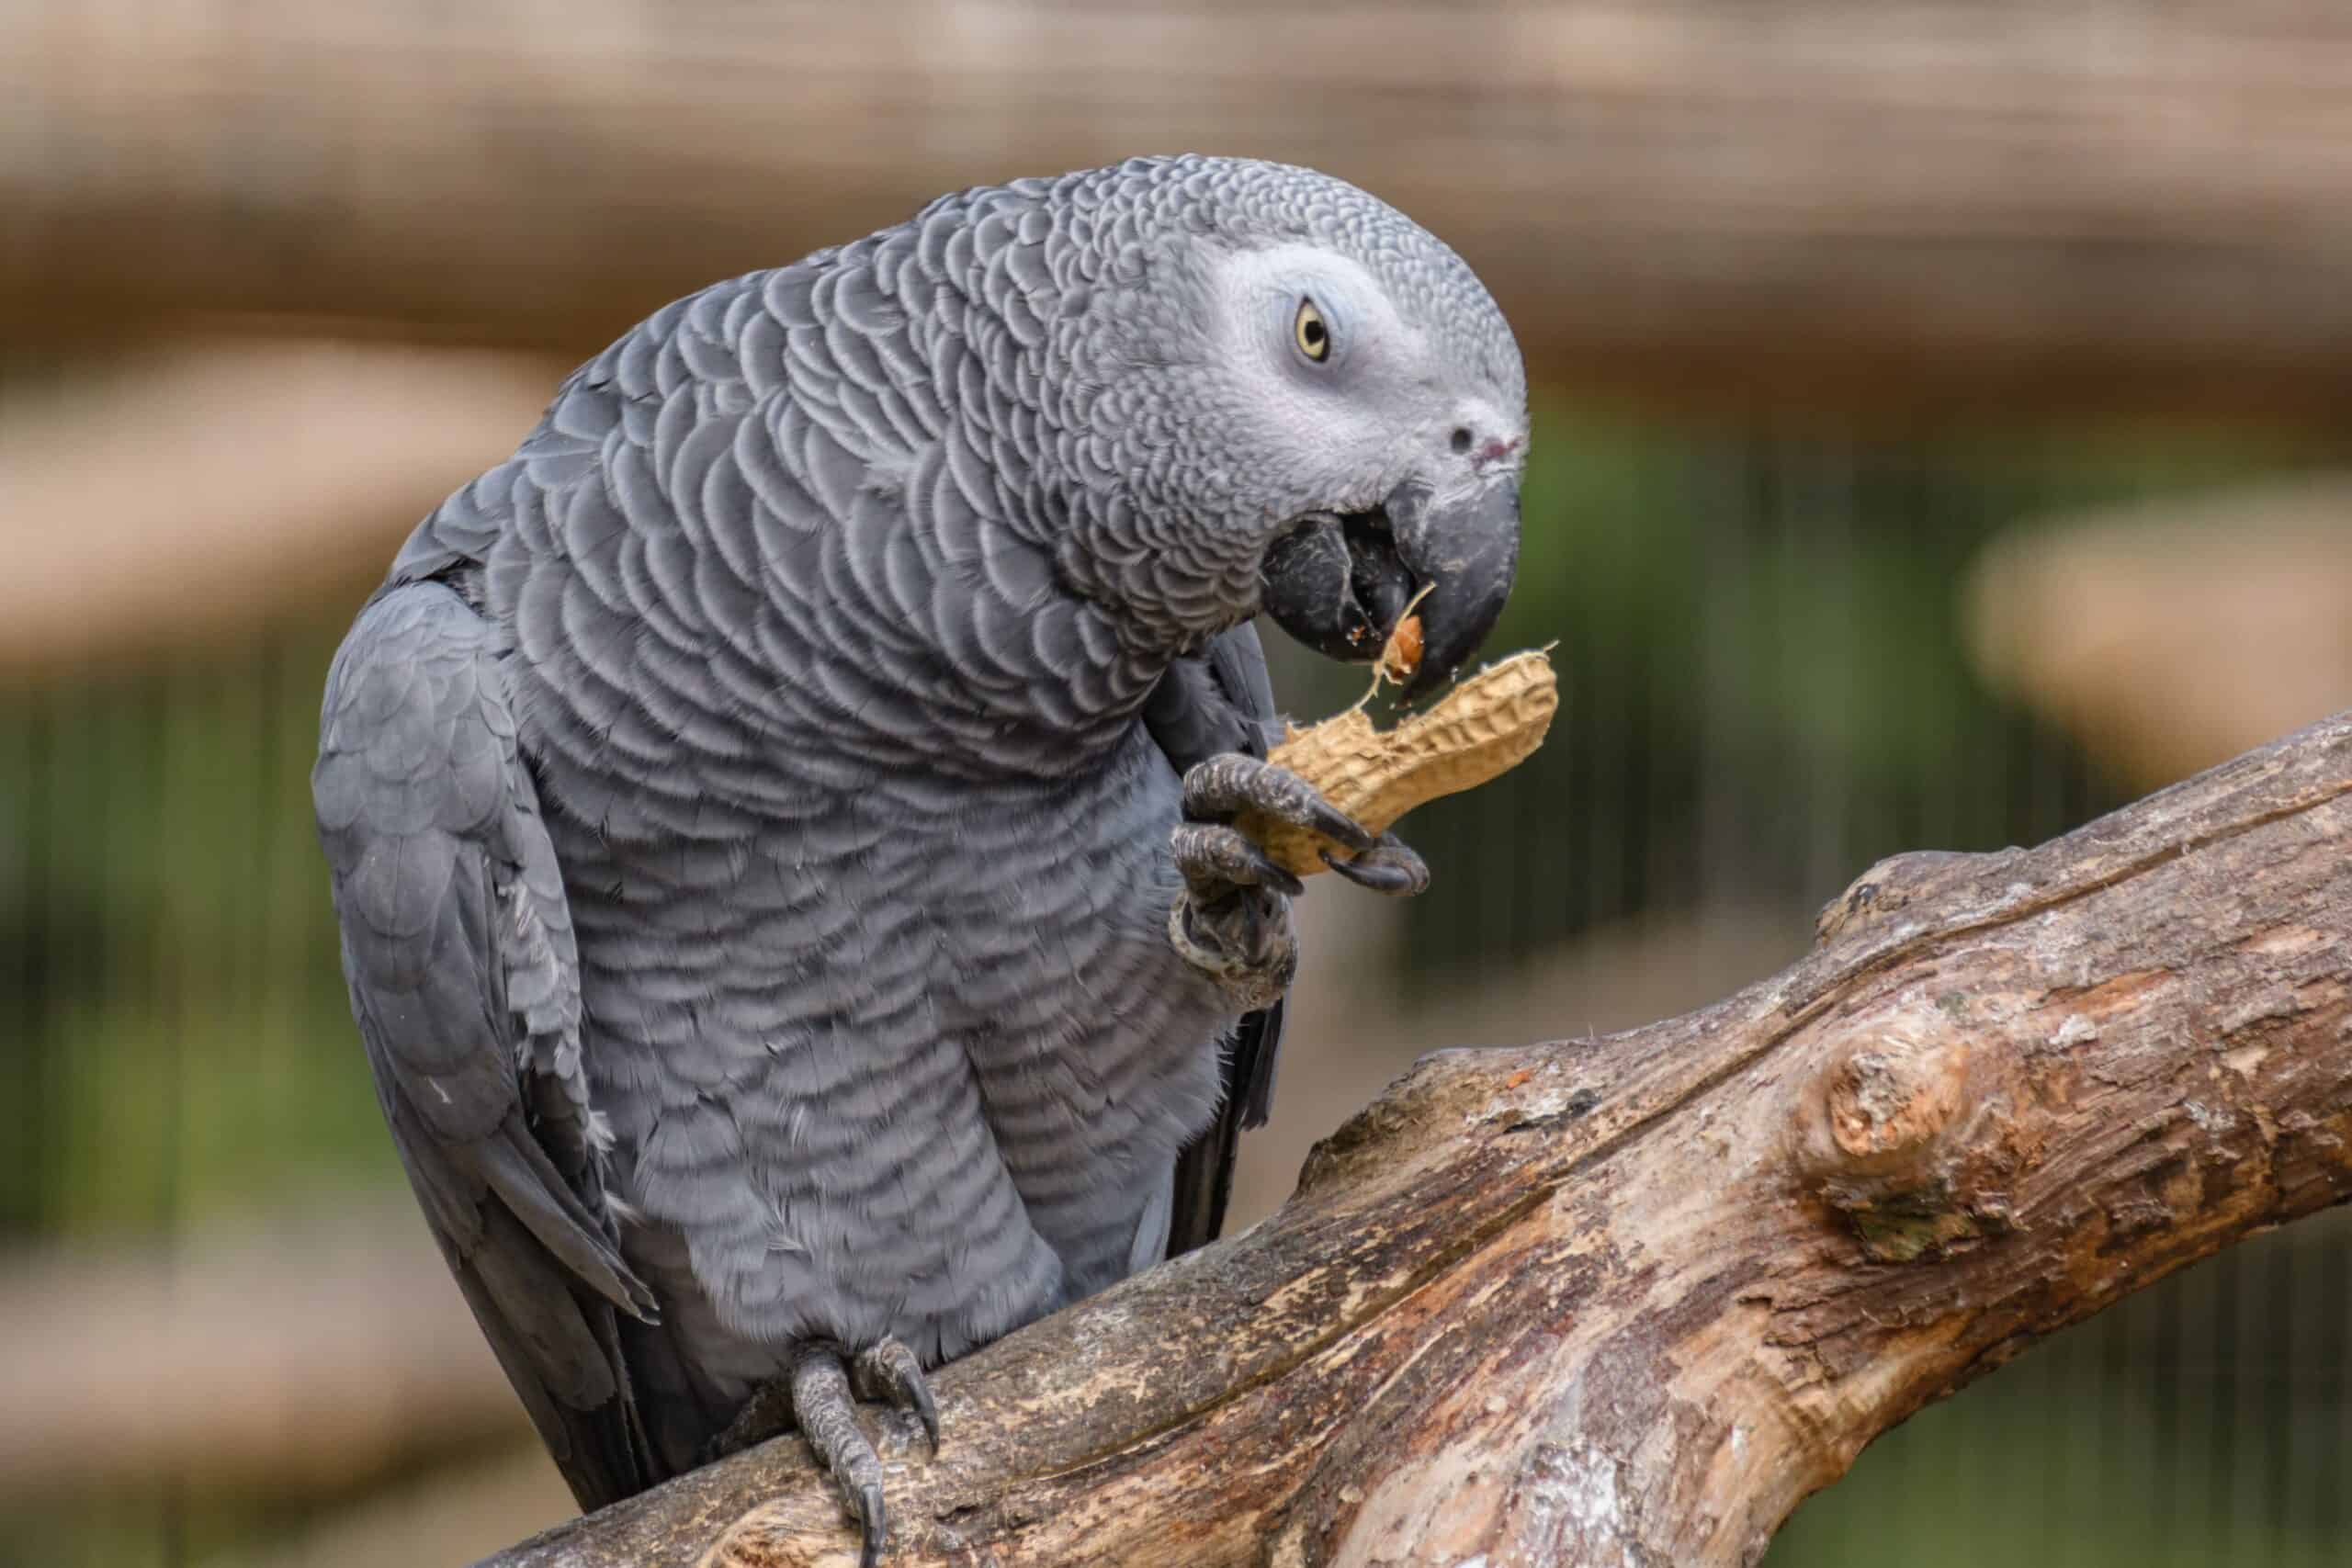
[1303,318,1325,347]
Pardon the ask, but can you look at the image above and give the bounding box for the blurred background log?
[1968,477,2352,790]
[0,341,560,671]
[8,1,2352,418]
[0,1196,535,1500]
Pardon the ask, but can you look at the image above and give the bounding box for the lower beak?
[1260,473,1521,701]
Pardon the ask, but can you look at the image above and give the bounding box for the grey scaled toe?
[1171,821,1303,898]
[1180,752,1376,854]
[854,1337,943,1450]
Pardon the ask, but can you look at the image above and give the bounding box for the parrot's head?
[1225,231,1528,703]
[1046,156,1528,700]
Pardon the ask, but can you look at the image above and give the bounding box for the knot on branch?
[1793,1016,2023,1264]
[1814,847,2026,946]
[1826,1037,1964,1168]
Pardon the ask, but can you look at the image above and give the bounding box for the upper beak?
[1260,472,1521,702]
[1384,475,1521,700]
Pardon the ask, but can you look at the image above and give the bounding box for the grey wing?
[1147,620,1287,1258]
[313,580,660,1511]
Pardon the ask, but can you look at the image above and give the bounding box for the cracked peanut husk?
[1238,648,1558,878]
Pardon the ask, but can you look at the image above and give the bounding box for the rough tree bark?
[479,709,2352,1567]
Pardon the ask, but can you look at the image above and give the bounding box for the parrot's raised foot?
[853,1337,941,1451]
[790,1344,891,1568]
[1168,755,1334,1010]
[1322,830,1430,896]
[1170,752,1429,1010]
[1178,752,1426,899]
[1181,752,1375,859]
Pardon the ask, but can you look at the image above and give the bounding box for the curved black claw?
[854,1337,942,1452]
[790,1345,888,1568]
[854,1482,887,1568]
[1182,753,1376,853]
[1321,831,1431,897]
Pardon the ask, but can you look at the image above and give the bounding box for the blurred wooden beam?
[1965,477,2352,790]
[6,3,2352,416]
[0,1196,529,1498]
[254,1445,572,1568]
[0,340,561,671]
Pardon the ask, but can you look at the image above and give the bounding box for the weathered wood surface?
[12,2,2352,413]
[476,711,2352,1565]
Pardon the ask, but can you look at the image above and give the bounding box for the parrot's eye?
[1294,298,1330,363]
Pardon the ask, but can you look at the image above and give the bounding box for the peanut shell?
[1237,648,1558,877]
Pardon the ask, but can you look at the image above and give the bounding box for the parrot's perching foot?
[702,1337,939,1568]
[1170,754,1426,1010]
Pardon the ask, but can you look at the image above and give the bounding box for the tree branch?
[481,710,2352,1567]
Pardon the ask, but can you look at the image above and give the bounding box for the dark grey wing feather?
[1203,618,1280,755]
[314,579,658,1510]
[1148,620,1287,1258]
[1163,1000,1282,1260]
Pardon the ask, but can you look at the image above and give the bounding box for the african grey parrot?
[312,154,1525,1561]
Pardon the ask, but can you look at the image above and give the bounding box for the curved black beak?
[1260,473,1521,702]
